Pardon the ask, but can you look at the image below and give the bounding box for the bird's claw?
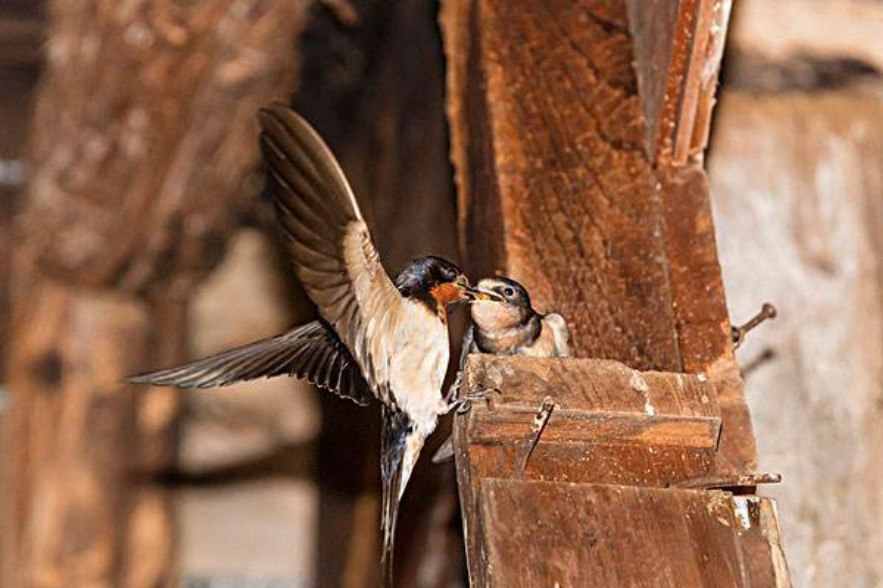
[447,386,501,414]
[444,372,463,402]
[466,386,501,402]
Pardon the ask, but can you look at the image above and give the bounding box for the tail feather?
[380,407,424,588]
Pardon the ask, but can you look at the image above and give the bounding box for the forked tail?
[380,406,424,587]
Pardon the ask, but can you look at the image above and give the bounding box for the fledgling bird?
[128,104,483,587]
[467,277,571,358]
[433,277,571,463]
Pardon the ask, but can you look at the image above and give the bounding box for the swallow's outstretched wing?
[258,105,405,407]
[128,321,373,405]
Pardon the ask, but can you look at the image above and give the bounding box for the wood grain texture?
[464,355,719,418]
[442,0,680,371]
[628,0,732,165]
[474,480,790,588]
[628,0,756,472]
[6,1,310,585]
[20,0,308,294]
[656,165,756,472]
[454,356,725,584]
[462,356,720,449]
[442,1,780,585]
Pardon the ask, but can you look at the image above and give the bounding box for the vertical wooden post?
[5,1,308,585]
[441,1,788,585]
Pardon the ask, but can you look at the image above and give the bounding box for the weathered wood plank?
[474,480,790,588]
[464,355,719,418]
[627,0,732,164]
[454,356,726,584]
[656,165,757,472]
[442,0,680,371]
[462,356,720,449]
[625,0,757,472]
[469,414,718,448]
[442,0,780,585]
[463,442,716,488]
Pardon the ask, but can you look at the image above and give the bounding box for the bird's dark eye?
[503,287,515,297]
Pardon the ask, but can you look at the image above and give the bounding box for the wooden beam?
[442,0,680,372]
[5,1,309,585]
[454,356,726,582]
[474,480,790,588]
[627,0,732,165]
[442,0,785,584]
[442,0,756,473]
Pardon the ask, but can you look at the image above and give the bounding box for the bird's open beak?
[465,286,504,303]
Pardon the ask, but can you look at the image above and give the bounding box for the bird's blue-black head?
[395,256,472,312]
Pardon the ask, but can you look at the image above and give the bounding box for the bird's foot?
[446,386,501,414]
[444,372,463,403]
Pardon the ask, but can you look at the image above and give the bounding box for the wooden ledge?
[461,355,722,450]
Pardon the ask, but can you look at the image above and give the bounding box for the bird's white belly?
[390,302,450,436]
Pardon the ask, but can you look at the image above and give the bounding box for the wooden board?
[441,0,681,371]
[454,356,727,584]
[656,165,757,472]
[463,355,720,449]
[626,0,757,472]
[627,0,732,165]
[441,0,757,474]
[473,480,790,588]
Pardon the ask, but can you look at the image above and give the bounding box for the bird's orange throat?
[430,283,466,319]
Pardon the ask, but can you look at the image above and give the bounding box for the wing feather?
[258,105,406,406]
[128,321,373,406]
[544,313,572,357]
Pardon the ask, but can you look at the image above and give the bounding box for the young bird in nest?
[433,277,571,462]
[129,104,484,587]
[468,277,570,358]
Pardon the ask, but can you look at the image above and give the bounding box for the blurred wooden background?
[1,0,882,587]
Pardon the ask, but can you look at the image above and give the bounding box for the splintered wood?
[442,0,789,585]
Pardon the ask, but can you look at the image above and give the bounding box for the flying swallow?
[433,276,571,462]
[129,104,483,587]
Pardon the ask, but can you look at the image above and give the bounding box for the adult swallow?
[129,104,479,587]
[433,277,571,462]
